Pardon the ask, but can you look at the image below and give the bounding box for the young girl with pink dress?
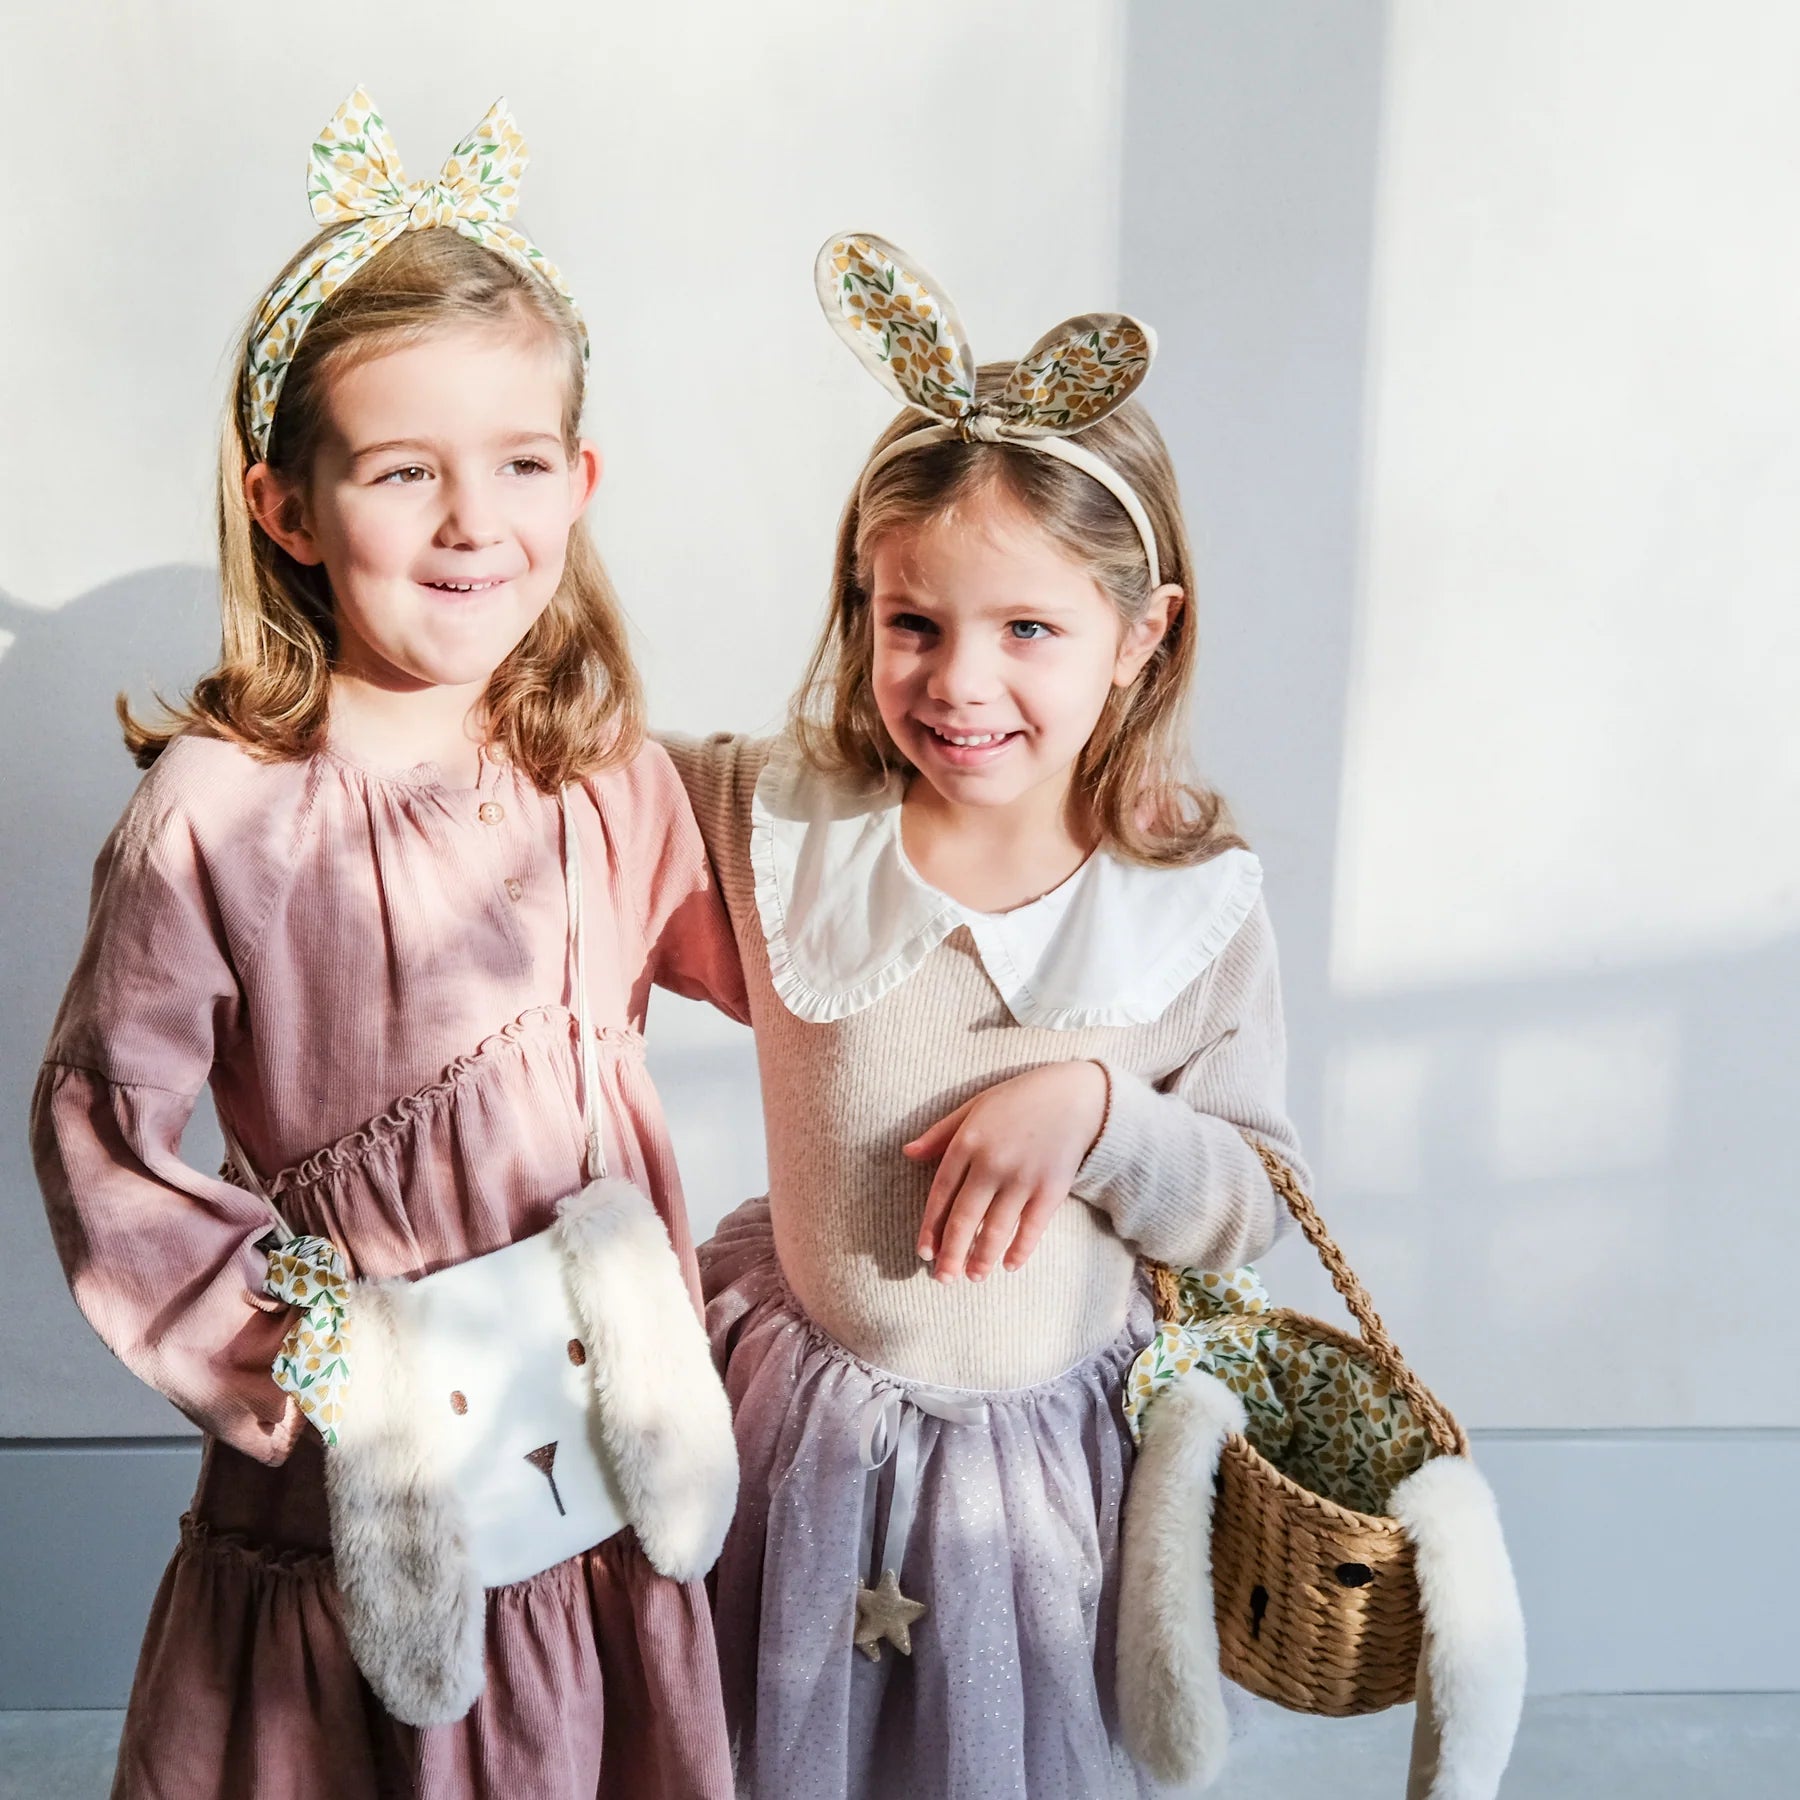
[31,92,744,1800]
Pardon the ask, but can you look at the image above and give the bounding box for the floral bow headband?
[241,88,585,459]
[815,233,1162,585]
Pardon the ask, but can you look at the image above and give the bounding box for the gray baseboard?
[1,1430,1794,1709]
[0,1438,202,1710]
[1473,1430,1797,1694]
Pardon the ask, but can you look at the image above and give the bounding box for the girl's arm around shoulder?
[656,730,770,884]
[593,737,751,1023]
[1073,895,1311,1271]
[33,738,318,1466]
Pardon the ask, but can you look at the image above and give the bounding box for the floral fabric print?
[1000,314,1154,431]
[813,232,1153,438]
[816,234,979,419]
[266,1234,352,1446]
[1125,1266,1433,1517]
[243,88,584,457]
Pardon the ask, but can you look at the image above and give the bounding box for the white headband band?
[858,417,1162,589]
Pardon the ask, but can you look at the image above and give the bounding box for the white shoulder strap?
[222,787,607,1240]
[217,1114,296,1245]
[560,785,609,1183]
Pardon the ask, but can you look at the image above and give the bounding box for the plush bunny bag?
[238,790,738,1726]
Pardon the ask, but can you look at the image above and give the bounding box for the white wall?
[4,0,1794,1706]
[1113,0,1795,1696]
[1321,0,1800,1427]
[3,0,1792,1455]
[0,0,1127,1435]
[1126,0,1798,1432]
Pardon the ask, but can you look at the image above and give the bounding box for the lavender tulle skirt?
[700,1199,1161,1799]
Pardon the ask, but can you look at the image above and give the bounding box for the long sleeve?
[656,731,752,881]
[31,796,303,1466]
[594,739,750,1025]
[1072,896,1308,1271]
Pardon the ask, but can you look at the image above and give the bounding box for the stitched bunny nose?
[523,1442,566,1515]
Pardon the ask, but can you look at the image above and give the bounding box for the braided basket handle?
[1150,1137,1467,1459]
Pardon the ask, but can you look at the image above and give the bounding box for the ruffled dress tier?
[33,734,747,1800]
[670,735,1310,1800]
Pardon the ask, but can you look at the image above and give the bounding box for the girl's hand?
[903,1062,1109,1282]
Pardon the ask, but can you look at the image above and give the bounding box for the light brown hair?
[121,226,643,789]
[791,364,1244,865]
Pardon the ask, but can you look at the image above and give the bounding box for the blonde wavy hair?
[791,365,1243,866]
[122,226,643,788]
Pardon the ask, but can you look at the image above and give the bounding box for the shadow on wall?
[1,569,221,1437]
[1122,1,1797,1440]
[1271,934,1800,1430]
[0,566,772,1435]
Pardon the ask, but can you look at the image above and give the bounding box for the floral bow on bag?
[266,1236,352,1445]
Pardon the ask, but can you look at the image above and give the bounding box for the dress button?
[504,878,524,901]
[477,801,505,826]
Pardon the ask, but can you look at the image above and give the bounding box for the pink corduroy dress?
[31,730,748,1800]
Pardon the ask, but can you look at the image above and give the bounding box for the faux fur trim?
[1392,1456,1527,1800]
[324,1278,487,1727]
[1117,1369,1247,1788]
[553,1177,739,1580]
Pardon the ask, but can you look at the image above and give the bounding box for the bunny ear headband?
[815,233,1162,585]
[242,88,585,459]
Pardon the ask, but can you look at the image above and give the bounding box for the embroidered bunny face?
[323,1178,739,1728]
[397,1229,628,1587]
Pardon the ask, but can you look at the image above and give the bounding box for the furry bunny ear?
[1117,1368,1245,1789]
[325,1279,487,1727]
[815,232,980,423]
[999,313,1157,433]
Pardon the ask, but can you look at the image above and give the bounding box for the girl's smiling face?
[868,480,1175,822]
[249,321,599,697]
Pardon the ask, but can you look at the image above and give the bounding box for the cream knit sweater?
[670,734,1310,1390]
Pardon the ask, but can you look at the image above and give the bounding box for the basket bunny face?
[1119,1151,1525,1794]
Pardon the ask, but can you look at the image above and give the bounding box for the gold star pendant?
[853,1569,928,1662]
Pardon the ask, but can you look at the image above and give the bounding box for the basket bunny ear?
[999,313,1156,433]
[815,232,979,423]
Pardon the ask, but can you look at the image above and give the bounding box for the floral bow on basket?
[1126,1265,1435,1518]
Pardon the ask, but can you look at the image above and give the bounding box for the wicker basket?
[1147,1141,1469,1717]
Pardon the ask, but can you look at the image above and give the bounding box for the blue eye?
[1009,620,1053,640]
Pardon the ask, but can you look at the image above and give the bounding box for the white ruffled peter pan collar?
[750,741,1262,1031]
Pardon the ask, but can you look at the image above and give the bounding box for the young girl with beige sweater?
[669,234,1312,1799]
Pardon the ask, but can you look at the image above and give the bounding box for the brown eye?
[567,1339,587,1367]
[449,1390,468,1415]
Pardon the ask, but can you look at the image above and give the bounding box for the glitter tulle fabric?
[702,1200,1162,1800]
